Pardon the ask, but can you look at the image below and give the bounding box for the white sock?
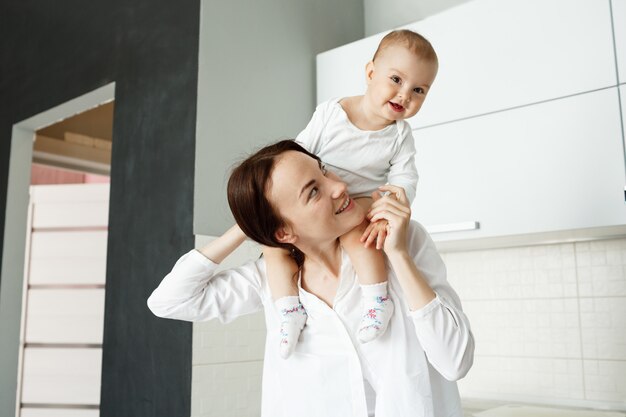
[357,281,394,343]
[275,295,307,359]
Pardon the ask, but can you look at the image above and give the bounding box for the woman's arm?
[367,185,435,310]
[368,185,475,381]
[147,224,264,324]
[198,224,248,264]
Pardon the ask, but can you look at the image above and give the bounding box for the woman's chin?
[345,209,366,231]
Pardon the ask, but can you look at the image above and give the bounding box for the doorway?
[0,83,115,417]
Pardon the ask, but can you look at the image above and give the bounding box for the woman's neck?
[300,239,343,279]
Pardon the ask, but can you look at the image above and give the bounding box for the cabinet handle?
[425,221,480,234]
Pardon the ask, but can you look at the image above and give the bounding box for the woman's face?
[268,151,365,245]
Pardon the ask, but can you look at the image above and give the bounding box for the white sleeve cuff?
[407,293,443,320]
[189,249,219,268]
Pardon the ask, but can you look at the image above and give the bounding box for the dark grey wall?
[0,1,199,416]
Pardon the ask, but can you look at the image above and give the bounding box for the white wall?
[363,0,469,36]
[192,2,363,415]
[192,235,264,417]
[194,0,364,237]
[446,239,626,410]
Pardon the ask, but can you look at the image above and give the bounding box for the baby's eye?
[413,87,425,94]
[390,75,401,84]
[321,164,328,175]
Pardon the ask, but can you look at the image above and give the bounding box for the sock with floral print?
[357,281,394,343]
[275,295,308,359]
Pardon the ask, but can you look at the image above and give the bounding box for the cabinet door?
[317,0,616,129]
[25,289,105,344]
[21,348,102,405]
[614,0,626,83]
[411,88,626,243]
[29,230,108,285]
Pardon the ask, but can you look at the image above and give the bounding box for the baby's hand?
[359,218,389,250]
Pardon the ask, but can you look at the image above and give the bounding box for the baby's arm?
[263,246,299,301]
[340,196,387,286]
[387,125,418,204]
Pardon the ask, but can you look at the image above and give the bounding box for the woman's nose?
[329,177,348,199]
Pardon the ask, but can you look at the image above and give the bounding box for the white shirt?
[147,221,474,417]
[295,98,419,203]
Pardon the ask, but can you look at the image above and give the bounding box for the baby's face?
[365,45,438,123]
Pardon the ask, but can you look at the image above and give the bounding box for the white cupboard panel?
[30,183,110,203]
[32,202,108,229]
[623,85,626,127]
[317,0,617,129]
[29,231,107,285]
[21,348,102,405]
[25,289,105,344]
[30,183,109,229]
[21,409,99,417]
[614,0,626,83]
[411,88,626,243]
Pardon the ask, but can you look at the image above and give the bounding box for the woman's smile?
[335,196,354,214]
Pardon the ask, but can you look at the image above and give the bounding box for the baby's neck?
[340,95,395,131]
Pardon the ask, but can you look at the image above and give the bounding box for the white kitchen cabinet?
[411,87,626,248]
[17,183,109,415]
[21,348,102,405]
[614,0,626,84]
[31,184,109,229]
[623,85,626,124]
[29,230,107,285]
[21,409,99,417]
[317,0,617,129]
[25,289,105,344]
[20,408,100,417]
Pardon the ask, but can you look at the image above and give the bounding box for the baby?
[266,29,439,358]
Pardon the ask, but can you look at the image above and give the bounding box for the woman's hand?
[366,185,411,256]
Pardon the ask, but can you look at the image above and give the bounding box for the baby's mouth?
[389,101,405,112]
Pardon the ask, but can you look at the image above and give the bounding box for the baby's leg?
[263,246,307,359]
[264,246,299,299]
[340,222,394,343]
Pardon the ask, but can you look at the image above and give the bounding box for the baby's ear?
[365,60,375,84]
[274,225,297,244]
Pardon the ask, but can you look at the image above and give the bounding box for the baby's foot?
[275,295,308,359]
[357,282,394,343]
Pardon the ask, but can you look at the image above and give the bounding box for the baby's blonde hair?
[372,29,438,64]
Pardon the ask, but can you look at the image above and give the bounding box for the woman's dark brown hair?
[227,140,321,267]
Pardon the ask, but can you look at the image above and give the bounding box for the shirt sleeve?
[405,222,475,381]
[147,249,265,324]
[294,100,331,155]
[387,122,419,204]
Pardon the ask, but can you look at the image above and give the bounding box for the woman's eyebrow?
[299,179,316,199]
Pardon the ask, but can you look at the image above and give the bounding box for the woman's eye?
[390,76,401,84]
[413,87,425,94]
[309,187,319,200]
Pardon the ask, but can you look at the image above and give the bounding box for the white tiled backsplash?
[445,238,626,409]
[191,236,626,416]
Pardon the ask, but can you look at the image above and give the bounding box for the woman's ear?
[274,225,297,244]
[365,60,375,85]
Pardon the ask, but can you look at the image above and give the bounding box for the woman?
[147,140,474,417]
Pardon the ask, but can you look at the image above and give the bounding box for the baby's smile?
[388,101,405,112]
